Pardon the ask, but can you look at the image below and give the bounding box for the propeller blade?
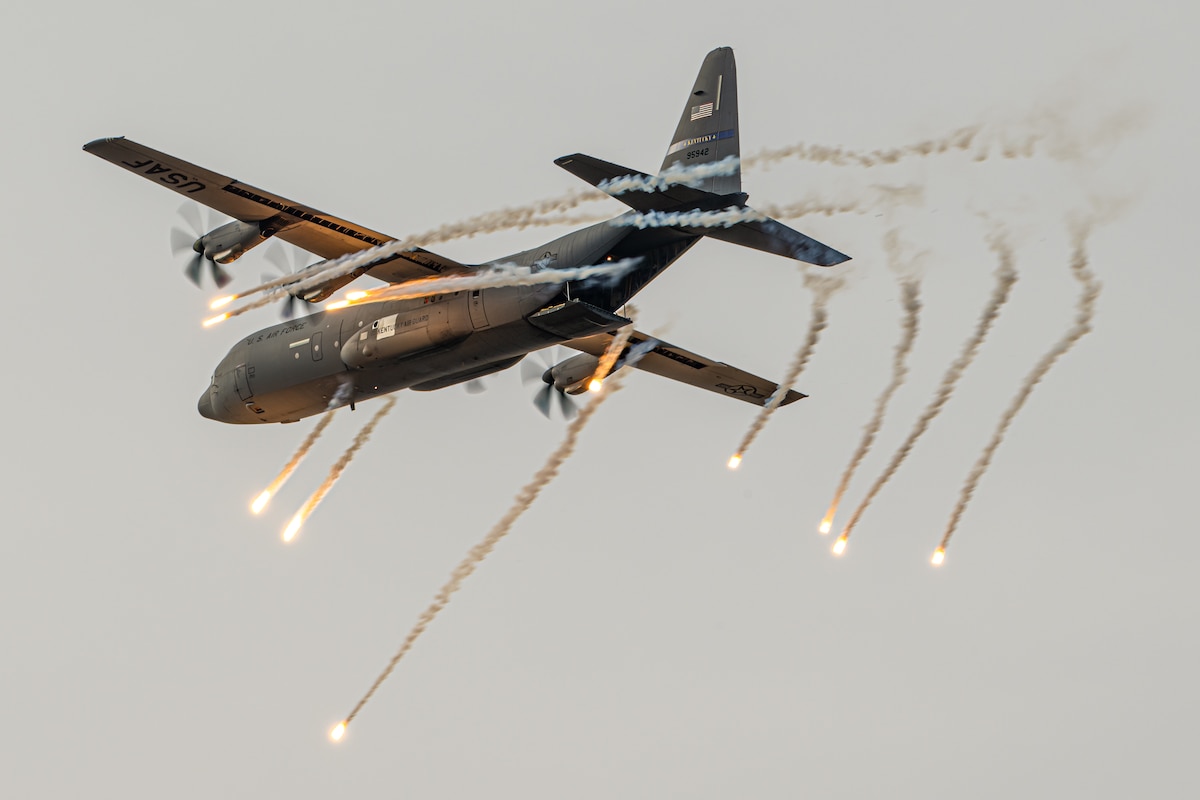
[177,202,204,236]
[210,261,233,289]
[264,241,290,274]
[533,384,554,417]
[520,358,547,385]
[170,227,197,257]
[184,253,205,286]
[290,247,308,273]
[557,390,578,420]
[262,243,311,319]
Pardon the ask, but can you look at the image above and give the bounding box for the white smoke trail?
[213,258,640,322]
[328,374,355,410]
[338,369,626,732]
[331,258,641,309]
[250,411,336,515]
[613,206,768,230]
[836,230,1019,547]
[729,273,844,466]
[401,189,606,244]
[282,397,397,543]
[934,220,1100,561]
[598,155,741,195]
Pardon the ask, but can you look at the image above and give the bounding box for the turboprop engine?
[340,304,473,368]
[545,353,601,395]
[193,219,272,264]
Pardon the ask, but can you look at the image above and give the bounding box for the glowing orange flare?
[819,516,833,535]
[330,721,347,742]
[250,490,272,515]
[325,300,350,311]
[588,379,603,393]
[202,313,229,327]
[727,454,742,470]
[209,294,236,310]
[931,548,946,566]
[832,536,847,556]
[282,512,305,543]
[346,291,369,301]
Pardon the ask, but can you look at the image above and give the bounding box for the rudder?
[660,47,740,196]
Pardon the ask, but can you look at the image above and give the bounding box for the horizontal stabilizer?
[704,216,851,267]
[554,153,715,213]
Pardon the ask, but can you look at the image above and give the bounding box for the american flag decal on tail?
[690,102,714,121]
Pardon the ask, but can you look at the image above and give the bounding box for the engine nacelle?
[196,220,270,264]
[340,305,471,368]
[548,353,601,395]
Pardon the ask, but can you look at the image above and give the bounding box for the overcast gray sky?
[3,2,1197,797]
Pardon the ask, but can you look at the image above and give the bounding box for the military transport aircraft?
[85,47,849,425]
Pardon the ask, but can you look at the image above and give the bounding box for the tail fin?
[660,47,740,196]
[553,47,850,268]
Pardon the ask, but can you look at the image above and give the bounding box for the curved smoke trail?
[729,273,843,466]
[836,229,1020,548]
[338,370,627,732]
[934,221,1100,562]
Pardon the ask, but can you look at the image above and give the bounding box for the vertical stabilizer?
[660,47,740,196]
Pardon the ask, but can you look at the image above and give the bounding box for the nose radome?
[198,387,217,420]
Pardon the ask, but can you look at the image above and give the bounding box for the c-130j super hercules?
[85,47,849,425]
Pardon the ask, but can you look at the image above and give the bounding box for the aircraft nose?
[198,387,217,420]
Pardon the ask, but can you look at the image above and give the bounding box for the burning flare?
[931,548,946,566]
[832,536,848,556]
[330,721,347,742]
[251,490,272,515]
[727,454,743,470]
[818,516,833,535]
[202,313,229,328]
[209,294,236,310]
[282,512,304,543]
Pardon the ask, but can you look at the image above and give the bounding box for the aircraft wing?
[566,330,805,407]
[83,137,466,281]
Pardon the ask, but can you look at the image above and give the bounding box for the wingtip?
[779,390,808,407]
[82,136,125,152]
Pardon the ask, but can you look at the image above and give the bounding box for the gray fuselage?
[198,217,699,423]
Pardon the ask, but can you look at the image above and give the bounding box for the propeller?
[520,349,579,420]
[170,203,232,288]
[263,242,312,319]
